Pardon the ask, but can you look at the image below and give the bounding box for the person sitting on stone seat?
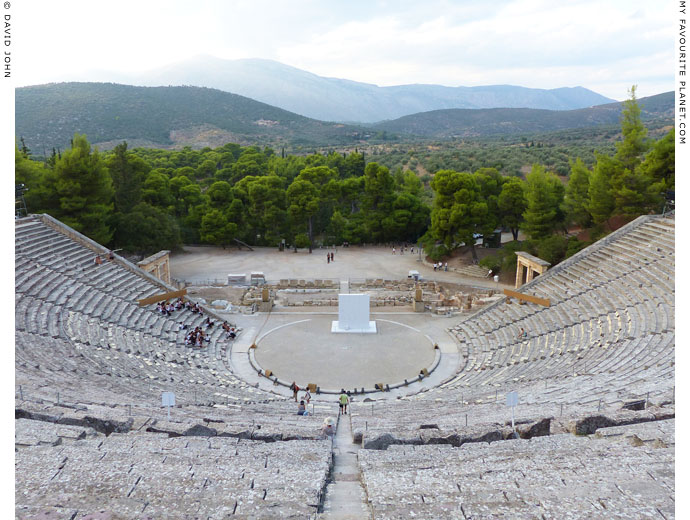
[94,254,102,266]
[297,400,308,415]
[321,417,335,439]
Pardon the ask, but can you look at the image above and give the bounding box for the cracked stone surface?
[358,419,675,519]
[15,433,332,519]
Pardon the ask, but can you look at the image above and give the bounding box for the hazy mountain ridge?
[370,92,674,138]
[15,82,672,153]
[98,56,616,123]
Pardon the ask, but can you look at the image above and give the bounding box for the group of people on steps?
[289,382,351,440]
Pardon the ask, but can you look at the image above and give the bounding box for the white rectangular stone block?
[332,294,377,333]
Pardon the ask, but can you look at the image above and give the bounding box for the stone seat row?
[63,314,242,394]
[451,327,670,393]
[16,432,332,520]
[15,254,236,361]
[429,345,674,418]
[16,327,331,441]
[15,299,261,411]
[18,252,163,307]
[358,420,673,519]
[349,375,674,439]
[15,386,323,446]
[448,225,674,386]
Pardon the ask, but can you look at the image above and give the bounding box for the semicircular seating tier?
[350,214,674,442]
[14,215,297,423]
[444,214,674,397]
[14,212,675,519]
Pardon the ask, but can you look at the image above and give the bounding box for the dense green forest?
[15,88,674,273]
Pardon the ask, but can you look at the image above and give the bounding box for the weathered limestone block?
[567,408,674,436]
[16,407,133,436]
[15,419,96,447]
[361,432,417,450]
[513,417,551,439]
[184,424,218,437]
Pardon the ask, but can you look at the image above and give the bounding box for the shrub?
[565,237,589,258]
[479,254,502,273]
[535,235,568,265]
[294,233,311,249]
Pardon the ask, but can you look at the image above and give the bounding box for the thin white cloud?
[276,0,673,99]
[15,0,675,100]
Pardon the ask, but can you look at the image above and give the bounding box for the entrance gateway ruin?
[514,251,550,288]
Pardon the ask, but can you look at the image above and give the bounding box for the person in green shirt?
[339,390,349,415]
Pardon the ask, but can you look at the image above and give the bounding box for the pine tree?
[615,85,649,172]
[587,154,616,225]
[53,134,114,244]
[498,176,526,240]
[522,165,562,240]
[563,158,592,228]
[639,128,675,191]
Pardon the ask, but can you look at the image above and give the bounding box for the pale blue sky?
[15,0,676,100]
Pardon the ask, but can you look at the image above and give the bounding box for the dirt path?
[170,245,511,290]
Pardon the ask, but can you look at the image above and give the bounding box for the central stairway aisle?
[318,413,371,519]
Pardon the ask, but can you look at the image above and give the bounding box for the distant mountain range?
[371,91,675,138]
[81,55,616,123]
[15,82,370,152]
[15,82,673,152]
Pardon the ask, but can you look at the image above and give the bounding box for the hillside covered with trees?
[16,84,670,157]
[15,88,674,276]
[371,92,673,138]
[15,83,375,153]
